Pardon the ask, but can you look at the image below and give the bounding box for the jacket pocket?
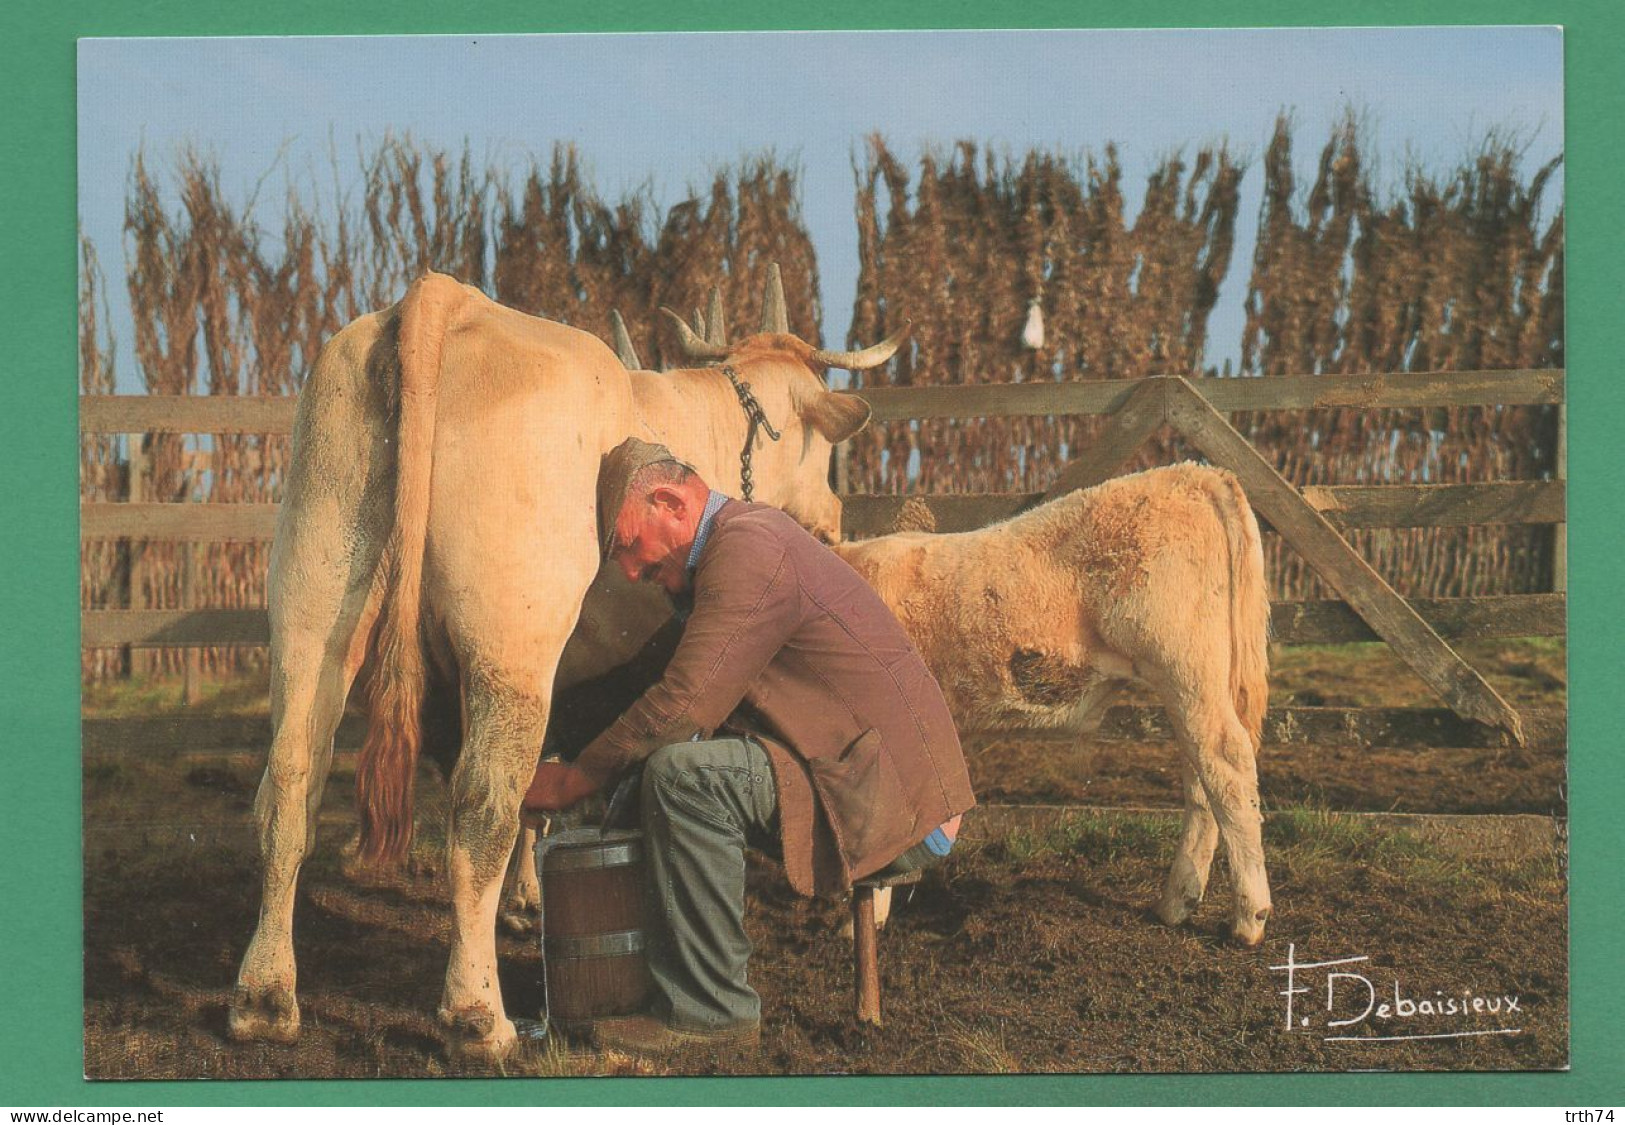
[806,728,911,866]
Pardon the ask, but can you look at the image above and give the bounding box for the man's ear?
[647,483,688,516]
[802,389,872,443]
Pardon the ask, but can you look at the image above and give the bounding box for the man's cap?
[597,437,691,557]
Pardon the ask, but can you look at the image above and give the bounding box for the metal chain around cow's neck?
[721,364,782,502]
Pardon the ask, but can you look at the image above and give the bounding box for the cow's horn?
[759,262,789,334]
[610,309,642,369]
[660,307,732,360]
[811,322,913,370]
[706,287,729,347]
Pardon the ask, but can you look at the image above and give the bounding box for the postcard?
[74,26,1567,1081]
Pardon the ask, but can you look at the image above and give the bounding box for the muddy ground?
[82,638,1568,1078]
[82,792,1568,1079]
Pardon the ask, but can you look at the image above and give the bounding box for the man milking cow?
[523,437,975,1054]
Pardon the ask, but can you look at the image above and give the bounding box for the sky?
[77,27,1564,391]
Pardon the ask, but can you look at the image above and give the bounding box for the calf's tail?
[1213,469,1271,748]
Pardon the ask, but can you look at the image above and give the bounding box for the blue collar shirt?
[671,489,731,621]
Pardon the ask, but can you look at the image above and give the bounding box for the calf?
[834,463,1272,945]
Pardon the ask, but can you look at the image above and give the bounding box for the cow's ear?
[803,390,872,442]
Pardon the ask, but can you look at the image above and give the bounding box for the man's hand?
[523,760,600,812]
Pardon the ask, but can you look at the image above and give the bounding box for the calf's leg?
[1171,692,1271,945]
[1153,761,1221,927]
[1141,654,1270,946]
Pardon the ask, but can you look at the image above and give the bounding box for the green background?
[3,0,1619,1107]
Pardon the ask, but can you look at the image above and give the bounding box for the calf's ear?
[804,390,872,443]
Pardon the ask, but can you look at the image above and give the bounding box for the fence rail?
[857,368,1562,419]
[82,502,281,541]
[81,395,297,434]
[77,481,1566,544]
[80,593,1569,650]
[840,481,1564,537]
[79,366,1566,755]
[78,368,1563,435]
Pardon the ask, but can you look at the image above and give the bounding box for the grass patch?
[940,1017,1022,1074]
[504,1034,664,1078]
[1263,806,1563,899]
[983,805,1563,905]
[1265,806,1427,858]
[997,811,1176,865]
[83,667,273,719]
[1265,806,1456,886]
[1269,636,1565,709]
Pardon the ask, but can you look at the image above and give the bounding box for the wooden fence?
[80,367,1567,760]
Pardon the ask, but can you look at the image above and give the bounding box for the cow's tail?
[1211,468,1271,749]
[356,273,456,865]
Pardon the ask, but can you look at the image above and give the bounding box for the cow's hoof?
[1230,908,1270,948]
[438,1005,517,1065]
[228,984,300,1044]
[338,835,375,882]
[505,883,540,913]
[499,909,536,937]
[1153,893,1202,927]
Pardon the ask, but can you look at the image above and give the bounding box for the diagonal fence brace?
[1041,378,1168,502]
[1162,376,1526,745]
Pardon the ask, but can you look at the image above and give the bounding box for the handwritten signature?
[1269,943,1524,1043]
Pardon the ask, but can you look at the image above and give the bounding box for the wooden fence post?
[181,544,202,706]
[126,434,155,678]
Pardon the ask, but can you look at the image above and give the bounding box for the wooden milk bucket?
[534,827,652,1027]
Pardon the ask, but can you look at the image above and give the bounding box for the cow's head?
[661,308,905,545]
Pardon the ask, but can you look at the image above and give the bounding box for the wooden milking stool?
[850,867,922,1025]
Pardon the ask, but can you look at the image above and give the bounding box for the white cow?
[228,271,900,1062]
